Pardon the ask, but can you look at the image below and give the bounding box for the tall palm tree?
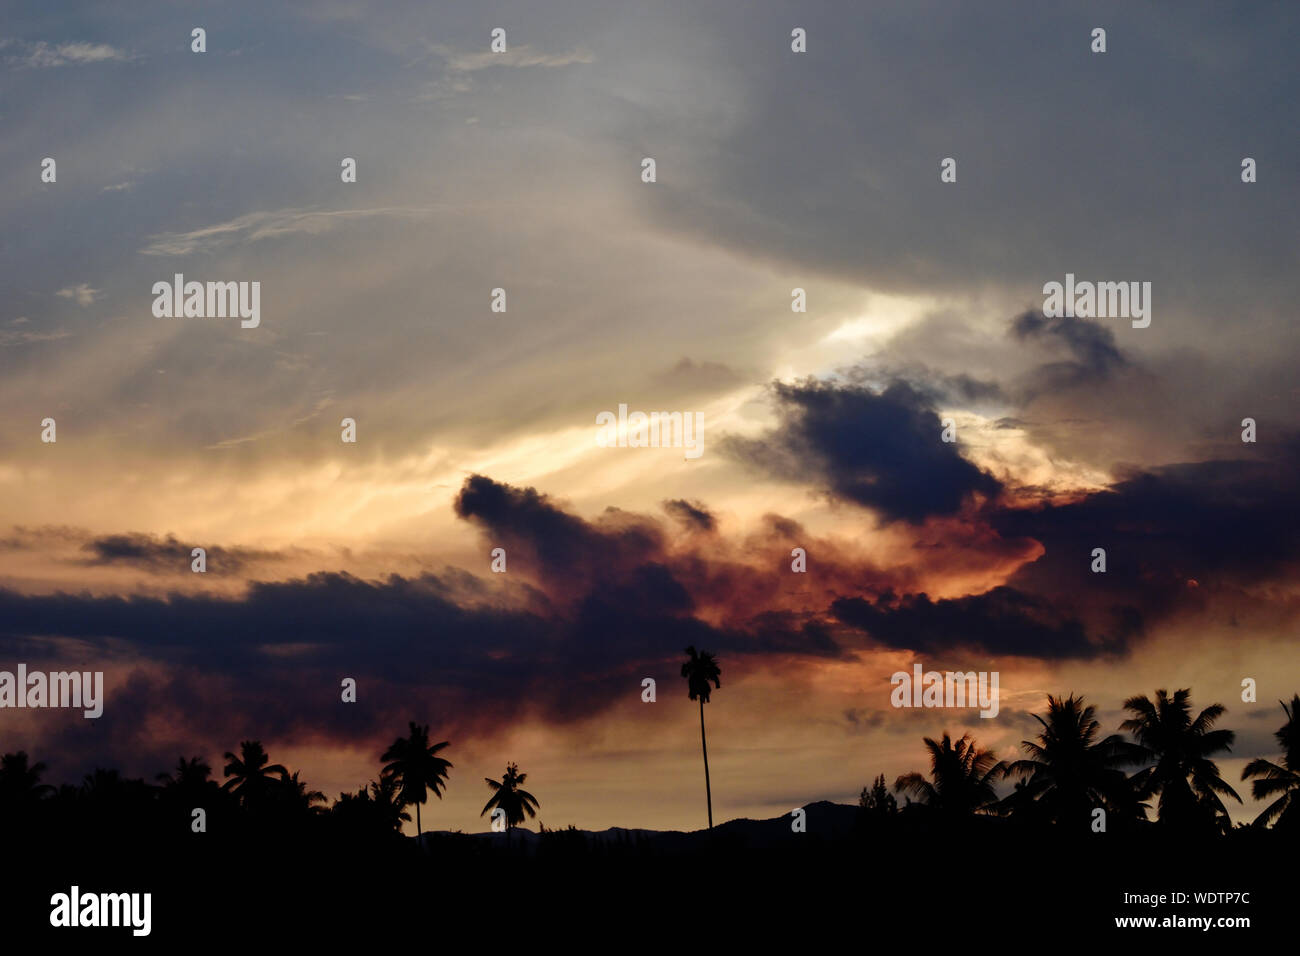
[222,740,287,807]
[481,762,540,841]
[1121,688,1241,832]
[1003,694,1146,827]
[380,721,452,841]
[681,645,721,829]
[0,751,55,804]
[1241,694,1300,830]
[895,732,1005,817]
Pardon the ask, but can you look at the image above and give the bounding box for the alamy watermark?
[1042,273,1151,328]
[151,274,260,328]
[0,665,103,718]
[595,404,703,459]
[50,886,151,936]
[890,662,999,718]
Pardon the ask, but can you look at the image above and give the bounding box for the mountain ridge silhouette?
[419,798,860,850]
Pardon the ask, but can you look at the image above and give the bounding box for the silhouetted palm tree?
[380,722,452,841]
[1003,694,1146,828]
[77,768,156,824]
[277,770,327,816]
[481,762,539,842]
[81,767,125,798]
[895,732,1005,817]
[222,741,287,808]
[1241,695,1300,830]
[681,645,721,829]
[331,777,412,836]
[369,775,412,832]
[0,751,55,805]
[157,756,211,790]
[1121,688,1241,832]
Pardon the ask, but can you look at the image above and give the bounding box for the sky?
[1,0,1297,832]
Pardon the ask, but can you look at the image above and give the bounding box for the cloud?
[990,437,1300,608]
[454,474,665,601]
[833,586,1133,660]
[79,532,284,574]
[5,447,1299,782]
[435,43,594,72]
[55,284,99,306]
[663,499,717,533]
[1011,311,1130,394]
[722,379,1003,523]
[6,40,130,69]
[651,357,746,395]
[0,475,861,774]
[624,3,1298,335]
[0,328,71,348]
[139,206,443,256]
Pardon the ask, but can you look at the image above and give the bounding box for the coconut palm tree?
[1003,694,1146,827]
[1121,688,1240,832]
[332,777,412,835]
[368,775,412,833]
[895,732,1005,817]
[380,721,452,841]
[481,762,539,841]
[0,751,54,805]
[277,770,327,816]
[1241,694,1300,830]
[157,756,211,790]
[221,740,288,808]
[681,645,721,829]
[156,755,221,823]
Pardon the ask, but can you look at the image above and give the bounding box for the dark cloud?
[832,586,1134,660]
[1011,310,1130,394]
[842,362,1006,408]
[454,474,663,596]
[663,498,717,532]
[0,476,848,778]
[0,526,287,575]
[8,437,1300,782]
[990,439,1300,610]
[0,566,685,779]
[80,532,283,573]
[722,378,1002,523]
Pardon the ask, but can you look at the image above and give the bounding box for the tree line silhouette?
[2,655,1294,940]
[862,689,1300,833]
[1,650,1297,840]
[0,722,539,845]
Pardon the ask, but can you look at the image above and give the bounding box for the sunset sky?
[2,1,1298,833]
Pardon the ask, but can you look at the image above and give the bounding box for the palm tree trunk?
[700,697,713,829]
[415,802,422,847]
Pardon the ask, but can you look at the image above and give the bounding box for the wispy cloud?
[0,326,71,348]
[101,181,134,192]
[4,39,131,69]
[434,43,594,73]
[140,206,442,256]
[55,284,100,306]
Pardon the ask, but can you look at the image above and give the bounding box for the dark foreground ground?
[6,800,1288,943]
